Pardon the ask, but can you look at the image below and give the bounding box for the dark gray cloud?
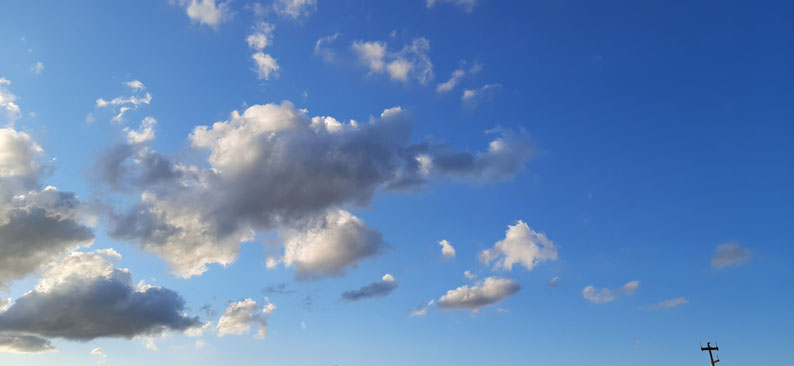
[341,274,398,302]
[0,250,200,348]
[96,102,533,278]
[0,333,54,354]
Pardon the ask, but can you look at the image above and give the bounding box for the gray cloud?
[341,274,398,302]
[96,102,532,278]
[711,242,751,268]
[0,333,53,354]
[437,277,520,311]
[0,250,200,348]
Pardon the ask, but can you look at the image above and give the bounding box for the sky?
[0,0,792,365]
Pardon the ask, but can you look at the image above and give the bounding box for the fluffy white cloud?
[439,239,456,259]
[217,298,275,339]
[437,277,520,311]
[95,80,152,123]
[352,38,433,84]
[176,0,231,27]
[711,242,751,268]
[341,273,398,301]
[314,33,341,63]
[478,221,557,271]
[426,0,478,12]
[99,101,532,278]
[273,0,317,19]
[279,209,382,280]
[0,78,21,125]
[0,128,95,287]
[247,22,275,51]
[252,52,280,80]
[0,250,199,352]
[30,61,44,75]
[645,297,688,310]
[582,280,639,304]
[124,117,157,144]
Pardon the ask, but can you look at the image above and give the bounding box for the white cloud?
[30,61,44,75]
[300,321,306,329]
[437,277,520,311]
[478,221,557,271]
[426,0,478,12]
[217,298,275,339]
[410,299,435,317]
[278,209,382,280]
[548,276,560,287]
[95,80,152,123]
[144,338,158,351]
[436,69,465,93]
[247,22,275,51]
[195,339,207,348]
[462,83,501,108]
[582,280,639,304]
[439,239,456,259]
[124,116,157,144]
[0,78,21,125]
[352,38,433,84]
[711,242,751,268]
[252,52,280,80]
[178,0,231,27]
[273,0,317,19]
[314,33,341,63]
[645,297,688,310]
[464,270,476,280]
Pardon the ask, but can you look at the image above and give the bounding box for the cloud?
[437,277,520,311]
[95,80,152,123]
[711,242,751,268]
[176,0,231,27]
[548,276,559,287]
[478,221,557,271]
[217,298,276,339]
[0,250,199,352]
[410,299,435,317]
[278,209,383,280]
[341,273,398,301]
[0,334,54,354]
[645,297,688,310]
[195,339,207,348]
[436,69,465,93]
[0,128,95,287]
[439,239,456,259]
[0,78,21,125]
[98,102,532,278]
[462,83,501,109]
[464,270,476,280]
[273,0,317,19]
[426,0,478,12]
[30,61,44,75]
[582,280,638,304]
[247,23,279,80]
[90,347,107,363]
[124,117,157,144]
[314,33,342,63]
[252,52,280,80]
[352,38,433,84]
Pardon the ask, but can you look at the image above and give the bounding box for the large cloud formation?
[437,277,520,311]
[0,249,200,353]
[0,127,95,287]
[98,102,532,278]
[479,221,557,271]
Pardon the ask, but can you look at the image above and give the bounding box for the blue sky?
[0,0,792,365]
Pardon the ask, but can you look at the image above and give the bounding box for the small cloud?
[195,339,207,348]
[439,239,456,259]
[464,270,476,280]
[90,348,107,363]
[644,297,688,310]
[711,242,751,268]
[410,299,435,317]
[314,33,342,63]
[175,0,231,28]
[144,338,158,351]
[462,83,502,109]
[621,280,639,295]
[30,61,44,75]
[548,276,560,287]
[300,321,306,329]
[273,0,317,20]
[426,0,478,12]
[582,280,639,304]
[341,273,398,302]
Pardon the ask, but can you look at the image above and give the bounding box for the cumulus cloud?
[439,239,456,259]
[426,0,478,12]
[97,102,532,278]
[352,38,433,84]
[95,80,152,123]
[478,221,557,271]
[124,117,157,144]
[0,128,95,287]
[341,273,398,301]
[30,61,44,75]
[273,0,317,19]
[711,242,751,268]
[437,277,520,311]
[252,52,280,80]
[175,0,231,27]
[0,78,21,125]
[0,334,53,354]
[462,83,501,109]
[217,298,275,339]
[645,297,688,310]
[0,250,199,352]
[314,33,342,63]
[247,22,279,80]
[582,280,639,304]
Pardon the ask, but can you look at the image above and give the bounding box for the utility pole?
[701,342,720,366]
